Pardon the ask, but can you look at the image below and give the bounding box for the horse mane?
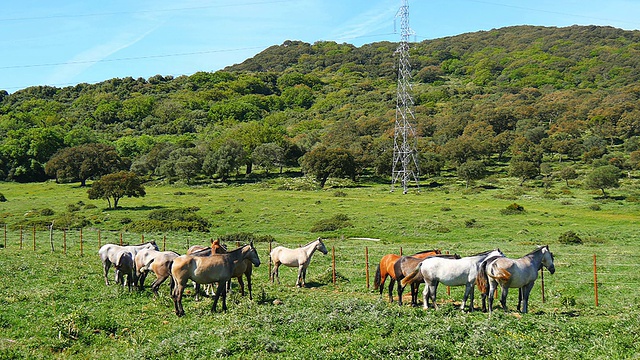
[468,249,499,257]
[412,249,440,255]
[525,246,548,257]
[302,238,322,247]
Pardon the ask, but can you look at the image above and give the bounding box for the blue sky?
[2,0,640,93]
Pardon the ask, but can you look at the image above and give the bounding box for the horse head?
[316,237,328,255]
[148,241,159,251]
[211,239,227,254]
[541,245,555,274]
[244,242,261,267]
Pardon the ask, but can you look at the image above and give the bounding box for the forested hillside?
[2,25,640,185]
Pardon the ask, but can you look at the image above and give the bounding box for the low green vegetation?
[0,179,639,358]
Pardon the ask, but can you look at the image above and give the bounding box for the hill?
[1,25,640,185]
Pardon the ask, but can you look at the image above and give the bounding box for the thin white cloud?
[331,1,399,42]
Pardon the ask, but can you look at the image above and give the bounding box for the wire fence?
[2,225,638,308]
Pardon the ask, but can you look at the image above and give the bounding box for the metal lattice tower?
[391,0,420,194]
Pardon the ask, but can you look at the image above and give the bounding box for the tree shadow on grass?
[103,205,165,211]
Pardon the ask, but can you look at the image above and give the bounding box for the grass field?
[1,177,639,358]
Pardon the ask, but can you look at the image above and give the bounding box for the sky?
[2,0,640,93]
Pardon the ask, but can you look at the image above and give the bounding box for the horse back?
[379,254,401,279]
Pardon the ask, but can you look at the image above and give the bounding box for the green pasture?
[1,179,639,358]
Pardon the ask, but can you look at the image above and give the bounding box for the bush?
[218,233,275,244]
[310,214,353,232]
[559,230,583,245]
[0,193,6,202]
[40,208,55,216]
[500,203,526,215]
[126,207,211,232]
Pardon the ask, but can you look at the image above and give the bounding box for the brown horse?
[171,242,261,316]
[394,252,459,306]
[187,239,227,300]
[374,249,441,304]
[135,249,180,295]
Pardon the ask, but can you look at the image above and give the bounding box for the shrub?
[40,208,55,216]
[333,191,347,197]
[127,207,210,232]
[218,232,275,244]
[500,203,525,215]
[589,204,601,211]
[310,214,353,232]
[559,230,583,245]
[67,203,81,212]
[0,193,6,202]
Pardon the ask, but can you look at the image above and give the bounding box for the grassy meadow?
[1,176,640,359]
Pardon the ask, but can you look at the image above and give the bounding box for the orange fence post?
[98,230,101,248]
[593,254,599,307]
[163,235,166,251]
[32,226,36,251]
[63,230,67,255]
[80,228,83,256]
[268,240,272,281]
[365,246,370,289]
[120,233,123,246]
[332,246,336,285]
[3,224,6,249]
[19,226,23,250]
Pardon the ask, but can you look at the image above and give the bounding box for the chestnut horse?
[374,249,441,304]
[171,242,261,316]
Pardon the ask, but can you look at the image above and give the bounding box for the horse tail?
[476,259,490,295]
[373,264,382,290]
[400,262,421,288]
[140,258,155,273]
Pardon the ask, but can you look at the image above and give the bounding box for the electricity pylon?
[391,0,420,194]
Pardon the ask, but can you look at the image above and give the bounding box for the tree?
[45,143,128,186]
[202,140,245,181]
[509,159,540,186]
[252,142,284,174]
[300,146,356,188]
[557,166,578,187]
[584,165,621,197]
[457,160,486,188]
[87,171,146,209]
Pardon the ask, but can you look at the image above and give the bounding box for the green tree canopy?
[300,146,356,188]
[87,171,146,209]
[45,143,128,186]
[584,165,621,197]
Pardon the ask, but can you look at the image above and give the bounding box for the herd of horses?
[376,245,555,313]
[98,237,328,316]
[98,237,555,316]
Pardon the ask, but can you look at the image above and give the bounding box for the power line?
[0,46,267,71]
[0,0,299,22]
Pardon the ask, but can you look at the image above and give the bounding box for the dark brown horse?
[374,249,441,304]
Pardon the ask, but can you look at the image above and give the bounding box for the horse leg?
[460,282,473,312]
[271,262,280,284]
[387,279,395,303]
[396,279,404,306]
[172,283,185,317]
[410,282,418,307]
[102,261,111,286]
[517,288,523,312]
[521,282,535,314]
[500,286,509,312]
[430,282,439,310]
[151,275,168,296]
[138,271,147,291]
[487,282,495,313]
[296,266,304,287]
[237,277,245,296]
[246,273,253,300]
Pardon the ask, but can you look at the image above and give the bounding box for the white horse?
[270,237,328,287]
[98,241,158,286]
[401,249,504,311]
[477,246,555,313]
